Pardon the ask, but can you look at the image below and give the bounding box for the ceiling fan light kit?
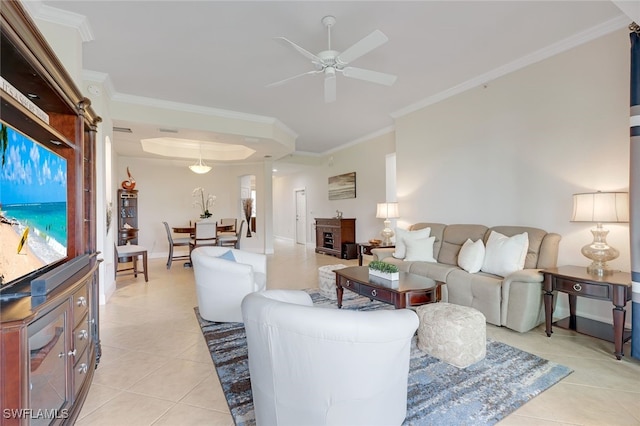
[268,15,397,103]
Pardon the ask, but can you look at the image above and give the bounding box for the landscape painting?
[328,172,356,200]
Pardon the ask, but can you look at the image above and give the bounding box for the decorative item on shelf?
[121,167,136,190]
[335,209,343,219]
[189,145,212,174]
[193,187,216,219]
[242,198,253,237]
[376,202,399,246]
[571,191,629,276]
[369,239,382,246]
[368,260,399,281]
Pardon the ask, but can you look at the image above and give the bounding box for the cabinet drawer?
[555,278,609,299]
[73,314,91,360]
[361,284,393,304]
[340,278,360,293]
[72,282,89,327]
[316,218,340,227]
[73,345,92,398]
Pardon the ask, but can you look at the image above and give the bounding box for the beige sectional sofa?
[371,223,561,333]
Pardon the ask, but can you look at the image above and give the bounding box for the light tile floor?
[78,239,640,425]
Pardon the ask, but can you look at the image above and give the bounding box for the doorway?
[295,189,306,245]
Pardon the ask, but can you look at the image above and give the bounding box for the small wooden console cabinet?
[543,266,632,360]
[314,218,356,259]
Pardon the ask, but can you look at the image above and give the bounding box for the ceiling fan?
[267,16,397,103]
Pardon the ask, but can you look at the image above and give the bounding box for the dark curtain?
[630,25,640,360]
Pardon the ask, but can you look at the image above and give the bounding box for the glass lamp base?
[381,219,394,246]
[581,225,619,276]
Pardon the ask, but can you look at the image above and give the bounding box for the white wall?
[394,28,630,325]
[273,131,396,246]
[115,158,268,256]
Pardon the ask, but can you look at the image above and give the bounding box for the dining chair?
[115,244,149,282]
[189,220,218,259]
[217,218,237,237]
[162,221,191,269]
[217,220,245,249]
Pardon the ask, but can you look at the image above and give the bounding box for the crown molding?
[82,70,115,100]
[391,14,629,119]
[325,125,396,156]
[21,0,94,42]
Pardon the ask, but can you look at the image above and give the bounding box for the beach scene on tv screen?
[0,124,68,285]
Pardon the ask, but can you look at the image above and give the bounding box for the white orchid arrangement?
[192,187,216,218]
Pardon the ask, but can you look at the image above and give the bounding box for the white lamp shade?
[571,192,629,223]
[376,202,399,219]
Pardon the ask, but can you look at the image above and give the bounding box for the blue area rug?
[195,291,572,425]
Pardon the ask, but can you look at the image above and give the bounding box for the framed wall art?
[328,172,356,200]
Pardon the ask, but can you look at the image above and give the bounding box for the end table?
[542,266,632,360]
[356,242,395,266]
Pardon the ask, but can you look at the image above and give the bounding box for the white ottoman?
[318,264,347,300]
[416,302,486,368]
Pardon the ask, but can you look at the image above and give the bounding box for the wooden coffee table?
[334,266,442,309]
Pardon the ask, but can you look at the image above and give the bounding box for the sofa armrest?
[501,269,545,332]
[370,247,395,261]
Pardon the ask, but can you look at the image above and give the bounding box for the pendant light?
[189,146,212,174]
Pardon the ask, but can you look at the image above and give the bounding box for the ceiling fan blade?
[324,72,336,103]
[266,70,320,88]
[275,37,322,63]
[342,66,397,86]
[336,29,388,65]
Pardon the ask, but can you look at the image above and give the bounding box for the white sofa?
[191,246,266,323]
[241,290,419,426]
[373,223,561,333]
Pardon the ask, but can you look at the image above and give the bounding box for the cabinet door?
[28,303,71,424]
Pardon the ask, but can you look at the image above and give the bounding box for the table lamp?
[571,191,629,275]
[376,202,399,245]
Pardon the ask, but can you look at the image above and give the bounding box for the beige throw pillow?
[481,231,529,277]
[404,236,437,262]
[393,227,430,259]
[457,238,485,273]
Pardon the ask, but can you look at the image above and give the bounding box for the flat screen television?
[0,121,68,290]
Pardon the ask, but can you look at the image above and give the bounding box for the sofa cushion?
[481,231,529,277]
[404,236,437,262]
[408,261,459,283]
[457,239,485,273]
[393,227,430,259]
[437,224,488,266]
[445,269,503,326]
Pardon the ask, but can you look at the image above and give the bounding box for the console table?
[542,266,632,360]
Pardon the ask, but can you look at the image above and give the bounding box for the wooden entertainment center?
[0,2,101,425]
[314,218,357,259]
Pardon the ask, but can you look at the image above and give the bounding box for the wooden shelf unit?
[117,189,138,245]
[314,218,356,259]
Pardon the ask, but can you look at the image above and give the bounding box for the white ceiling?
[30,1,632,164]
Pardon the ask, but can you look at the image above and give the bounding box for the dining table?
[172,225,195,236]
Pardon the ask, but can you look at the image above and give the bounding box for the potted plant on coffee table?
[368,260,399,281]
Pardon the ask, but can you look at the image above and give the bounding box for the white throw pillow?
[404,236,437,262]
[457,238,485,273]
[393,227,431,259]
[481,231,529,277]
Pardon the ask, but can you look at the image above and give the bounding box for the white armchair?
[241,290,419,426]
[191,246,266,323]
